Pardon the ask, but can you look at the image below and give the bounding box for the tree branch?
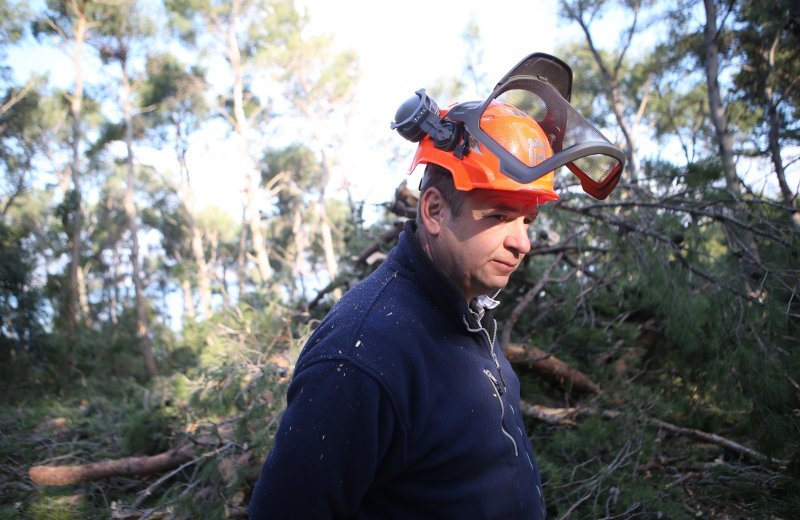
[0,78,35,117]
[519,405,790,469]
[500,254,572,349]
[506,343,601,395]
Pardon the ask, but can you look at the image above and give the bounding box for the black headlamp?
[391,53,626,200]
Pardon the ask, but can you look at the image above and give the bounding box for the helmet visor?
[449,77,625,200]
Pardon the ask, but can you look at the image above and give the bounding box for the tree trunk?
[567,1,640,182]
[318,203,339,296]
[518,404,789,468]
[227,0,272,287]
[291,202,308,300]
[121,53,158,378]
[77,263,91,326]
[175,120,213,317]
[763,31,800,228]
[110,247,120,325]
[185,176,212,316]
[318,151,340,299]
[181,278,195,322]
[29,422,237,487]
[66,0,88,339]
[702,0,765,280]
[237,207,247,299]
[190,225,213,316]
[703,0,739,194]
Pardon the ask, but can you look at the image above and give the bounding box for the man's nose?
[506,219,532,255]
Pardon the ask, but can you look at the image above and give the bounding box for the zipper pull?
[483,369,505,396]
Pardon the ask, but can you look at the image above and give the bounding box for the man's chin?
[480,277,511,296]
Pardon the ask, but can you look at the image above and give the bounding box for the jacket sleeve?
[248,359,398,519]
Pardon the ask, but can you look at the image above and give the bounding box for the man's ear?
[419,187,447,236]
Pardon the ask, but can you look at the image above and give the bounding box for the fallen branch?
[518,404,789,470]
[506,343,601,395]
[519,402,579,426]
[352,221,403,265]
[647,417,789,469]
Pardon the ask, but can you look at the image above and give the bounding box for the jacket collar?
[387,220,469,323]
[390,220,502,328]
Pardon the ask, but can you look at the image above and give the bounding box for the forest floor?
[1,360,797,519]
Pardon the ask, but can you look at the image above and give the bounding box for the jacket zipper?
[465,313,519,458]
[482,369,519,457]
[463,315,508,393]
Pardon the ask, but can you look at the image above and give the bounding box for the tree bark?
[518,404,790,469]
[181,278,195,322]
[702,0,765,280]
[500,254,571,350]
[77,263,91,326]
[291,199,309,300]
[29,421,238,487]
[190,223,213,317]
[648,416,789,468]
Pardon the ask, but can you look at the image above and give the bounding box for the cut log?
[506,343,601,395]
[29,444,196,486]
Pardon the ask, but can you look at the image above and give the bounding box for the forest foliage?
[1,0,799,518]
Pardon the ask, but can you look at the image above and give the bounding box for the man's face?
[433,189,538,301]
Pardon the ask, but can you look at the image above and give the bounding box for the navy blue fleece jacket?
[249,221,545,519]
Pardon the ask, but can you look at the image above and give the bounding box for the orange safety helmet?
[393,53,625,200]
[409,102,559,204]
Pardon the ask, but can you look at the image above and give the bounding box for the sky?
[296,0,580,211]
[8,0,795,219]
[6,0,599,221]
[179,0,586,220]
[8,0,796,327]
[4,0,593,327]
[164,0,586,220]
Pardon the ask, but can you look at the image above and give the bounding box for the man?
[249,53,624,519]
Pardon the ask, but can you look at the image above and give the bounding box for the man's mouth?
[492,259,518,272]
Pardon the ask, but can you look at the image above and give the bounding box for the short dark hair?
[416,163,467,226]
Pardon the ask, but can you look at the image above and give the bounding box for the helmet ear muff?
[392,88,462,152]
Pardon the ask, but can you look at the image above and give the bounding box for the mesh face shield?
[447,67,625,200]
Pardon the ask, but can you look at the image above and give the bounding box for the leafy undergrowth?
[0,300,301,519]
[2,301,798,519]
[516,349,800,519]
[4,366,797,518]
